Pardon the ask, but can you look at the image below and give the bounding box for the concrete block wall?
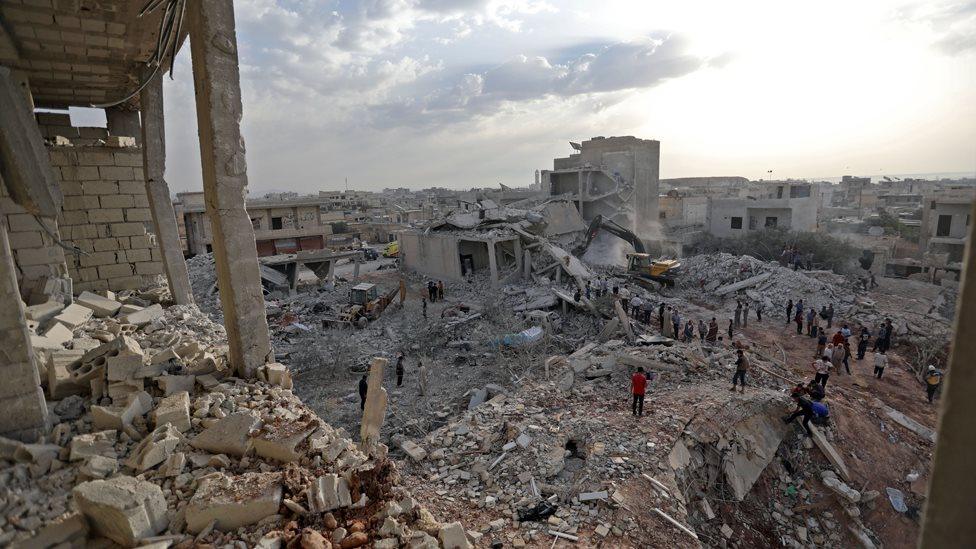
[0,182,68,293]
[48,144,164,292]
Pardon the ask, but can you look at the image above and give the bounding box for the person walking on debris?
[816,330,827,359]
[822,342,834,363]
[672,309,682,339]
[631,367,648,417]
[831,329,845,347]
[698,319,707,342]
[743,301,750,328]
[437,280,444,301]
[783,393,816,437]
[395,353,405,387]
[881,318,894,352]
[925,365,943,404]
[641,300,653,324]
[814,356,831,387]
[842,340,853,374]
[620,284,631,312]
[727,319,734,341]
[731,349,749,393]
[870,272,878,288]
[857,326,870,360]
[873,349,888,379]
[831,340,846,375]
[630,294,643,319]
[786,299,794,324]
[872,322,887,353]
[734,300,742,327]
[585,281,591,300]
[756,302,764,322]
[358,374,369,411]
[806,307,816,337]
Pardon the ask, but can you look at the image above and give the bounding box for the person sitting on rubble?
[783,393,816,436]
[807,379,826,401]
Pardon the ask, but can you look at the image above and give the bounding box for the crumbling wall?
[0,182,68,297]
[399,231,463,281]
[50,143,163,292]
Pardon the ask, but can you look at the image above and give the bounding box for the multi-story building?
[920,188,976,263]
[705,180,823,238]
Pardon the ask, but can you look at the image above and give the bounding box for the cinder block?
[132,167,144,181]
[59,210,88,226]
[78,127,109,139]
[79,251,118,267]
[83,181,119,195]
[70,224,99,239]
[7,213,42,232]
[16,246,65,267]
[135,262,163,275]
[60,166,100,181]
[108,276,145,291]
[78,267,99,281]
[151,248,162,262]
[110,223,146,237]
[60,181,85,196]
[98,263,133,279]
[99,195,134,209]
[131,194,150,208]
[47,149,78,166]
[36,112,72,126]
[93,238,122,252]
[114,152,144,167]
[116,237,130,249]
[7,231,43,249]
[129,235,155,249]
[74,280,109,292]
[125,208,152,222]
[77,150,115,166]
[118,181,145,194]
[62,195,100,210]
[97,166,133,180]
[126,249,151,262]
[71,239,94,253]
[87,209,124,223]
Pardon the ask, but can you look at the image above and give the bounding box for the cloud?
[372,35,713,128]
[894,0,976,55]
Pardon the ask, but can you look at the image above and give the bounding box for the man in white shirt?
[873,350,888,379]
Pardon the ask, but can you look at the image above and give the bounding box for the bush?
[867,210,919,243]
[687,228,860,274]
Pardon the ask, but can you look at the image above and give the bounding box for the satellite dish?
[570,142,582,151]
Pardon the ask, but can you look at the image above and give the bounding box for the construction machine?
[383,241,399,258]
[574,214,681,287]
[323,282,403,328]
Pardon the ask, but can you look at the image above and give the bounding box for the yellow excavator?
[324,281,405,328]
[574,214,680,287]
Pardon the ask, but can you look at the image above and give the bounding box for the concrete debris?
[185,472,283,533]
[124,424,181,471]
[308,473,353,513]
[190,411,260,457]
[154,391,191,432]
[73,476,168,546]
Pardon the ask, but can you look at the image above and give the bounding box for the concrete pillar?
[360,357,388,455]
[487,240,499,287]
[523,250,532,280]
[920,200,976,547]
[105,107,141,144]
[139,69,194,306]
[188,0,272,378]
[0,223,48,441]
[513,239,523,279]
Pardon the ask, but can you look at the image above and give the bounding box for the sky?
[90,0,976,194]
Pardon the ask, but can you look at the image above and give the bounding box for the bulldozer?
[574,214,681,287]
[323,281,404,329]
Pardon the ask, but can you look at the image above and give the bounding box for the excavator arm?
[574,214,646,256]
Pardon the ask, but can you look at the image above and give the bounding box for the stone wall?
[0,181,68,299]
[50,143,164,292]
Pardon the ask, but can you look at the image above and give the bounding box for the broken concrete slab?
[76,291,123,318]
[308,473,353,513]
[73,476,168,546]
[190,411,260,457]
[18,512,89,548]
[24,300,64,324]
[107,353,146,381]
[252,417,317,463]
[91,391,152,431]
[156,374,195,396]
[185,472,282,533]
[883,405,937,443]
[70,430,117,461]
[53,303,94,330]
[47,349,85,399]
[122,303,163,326]
[154,391,191,432]
[438,522,472,549]
[79,454,119,479]
[810,425,851,482]
[125,424,181,471]
[715,272,773,296]
[400,439,428,462]
[42,321,74,345]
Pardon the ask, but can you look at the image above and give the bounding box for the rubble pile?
[185,253,223,323]
[678,253,856,312]
[6,294,470,548]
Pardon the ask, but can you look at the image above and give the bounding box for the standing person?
[698,319,707,342]
[584,281,591,300]
[421,297,428,320]
[827,304,835,329]
[658,302,666,329]
[873,349,888,379]
[395,353,405,387]
[822,342,834,363]
[881,319,894,352]
[663,306,674,338]
[743,302,750,328]
[857,326,870,360]
[731,349,749,392]
[358,374,369,411]
[870,272,878,288]
[734,300,742,327]
[672,309,682,339]
[831,329,845,347]
[417,359,429,396]
[814,357,832,387]
[795,307,804,335]
[437,280,444,301]
[816,330,828,359]
[620,284,631,312]
[872,322,887,352]
[806,307,816,337]
[574,288,582,303]
[630,294,644,319]
[631,367,648,417]
[925,365,944,404]
[831,340,846,375]
[786,299,794,324]
[756,302,764,322]
[683,320,695,341]
[842,340,853,374]
[783,393,816,437]
[841,323,852,339]
[727,319,734,340]
[706,318,719,342]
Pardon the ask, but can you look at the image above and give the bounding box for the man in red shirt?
[631,367,648,417]
[831,330,845,347]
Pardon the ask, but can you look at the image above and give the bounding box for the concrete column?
[513,238,523,278]
[523,250,531,280]
[105,107,141,144]
[920,200,976,547]
[488,240,499,287]
[188,0,272,378]
[0,222,48,441]
[139,69,194,306]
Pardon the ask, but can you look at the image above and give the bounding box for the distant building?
[920,188,976,263]
[542,136,660,237]
[705,181,822,238]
